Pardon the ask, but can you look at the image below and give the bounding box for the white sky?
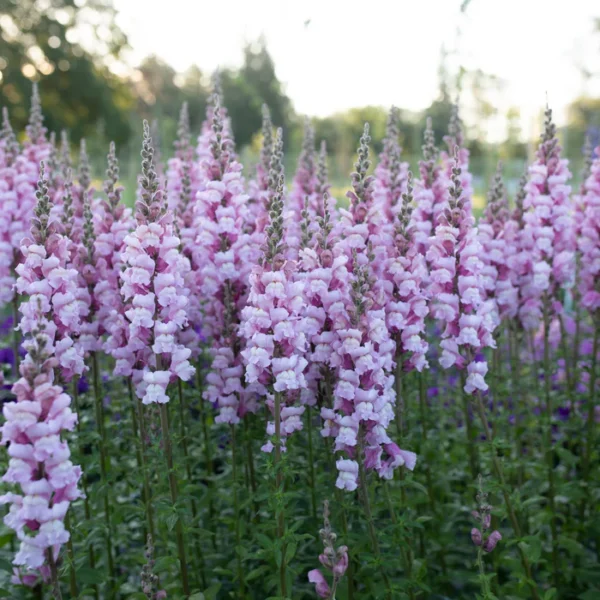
[114,0,599,140]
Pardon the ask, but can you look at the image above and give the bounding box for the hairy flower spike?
[347,123,373,215]
[59,130,72,180]
[175,102,191,160]
[78,139,91,195]
[103,142,123,215]
[445,103,464,150]
[259,104,274,190]
[1,108,20,166]
[136,120,165,224]
[31,162,53,245]
[61,170,75,238]
[264,128,286,264]
[26,83,45,145]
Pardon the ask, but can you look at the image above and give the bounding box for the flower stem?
[306,406,318,522]
[395,352,405,437]
[273,391,287,598]
[197,367,217,550]
[64,512,78,598]
[72,378,99,600]
[357,433,392,600]
[384,483,414,600]
[127,379,147,540]
[91,352,115,592]
[460,371,479,479]
[542,301,559,588]
[231,424,245,597]
[476,544,491,599]
[47,547,63,600]
[134,384,155,542]
[177,380,206,588]
[159,402,190,595]
[472,389,540,600]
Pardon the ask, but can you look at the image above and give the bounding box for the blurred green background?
[1,0,599,209]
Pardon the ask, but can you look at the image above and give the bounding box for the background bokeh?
[1,0,599,206]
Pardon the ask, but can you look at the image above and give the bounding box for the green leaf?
[76,567,105,585]
[0,558,12,573]
[543,588,557,600]
[202,583,221,600]
[153,556,178,573]
[188,594,205,600]
[246,566,269,582]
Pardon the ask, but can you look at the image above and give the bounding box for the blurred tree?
[0,0,133,143]
[500,106,527,160]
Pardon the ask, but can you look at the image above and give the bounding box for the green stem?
[384,483,414,600]
[127,379,147,540]
[472,389,540,600]
[197,368,217,551]
[460,371,479,479]
[64,512,78,598]
[47,547,63,600]
[72,379,99,600]
[583,320,598,481]
[134,384,155,542]
[476,545,491,599]
[356,433,392,600]
[91,353,115,593]
[307,406,318,522]
[159,402,190,595]
[231,424,245,597]
[542,301,560,588]
[177,380,206,588]
[273,391,287,598]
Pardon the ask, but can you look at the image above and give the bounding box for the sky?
[114,0,599,140]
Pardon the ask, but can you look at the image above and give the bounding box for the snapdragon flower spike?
[0,109,34,307]
[518,107,575,330]
[197,73,234,164]
[94,144,135,354]
[116,121,195,404]
[440,104,473,219]
[478,163,517,322]
[321,125,416,489]
[23,84,51,166]
[471,477,502,553]
[286,118,320,256]
[427,148,496,394]
[373,106,409,227]
[307,500,349,599]
[297,191,349,407]
[386,173,430,372]
[0,162,83,575]
[412,118,446,254]
[192,94,256,423]
[241,127,309,451]
[167,103,202,229]
[340,123,390,306]
[579,144,600,316]
[14,164,85,381]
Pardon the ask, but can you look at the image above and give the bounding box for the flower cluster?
[0,163,82,577]
[427,149,496,394]
[192,94,255,424]
[241,128,309,450]
[518,107,575,330]
[113,121,194,404]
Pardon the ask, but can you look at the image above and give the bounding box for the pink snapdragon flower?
[192,94,256,424]
[518,107,575,330]
[95,143,135,353]
[321,125,416,489]
[241,128,309,450]
[114,121,195,404]
[579,144,600,314]
[427,149,496,394]
[386,173,430,372]
[478,164,517,322]
[0,92,49,308]
[0,163,82,576]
